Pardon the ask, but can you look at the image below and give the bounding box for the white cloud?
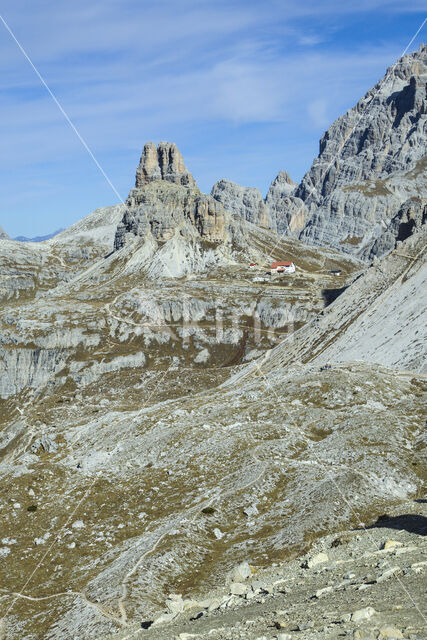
[298,35,325,46]
[307,98,330,128]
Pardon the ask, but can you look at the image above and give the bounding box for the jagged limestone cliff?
[295,44,427,257]
[265,171,305,235]
[211,172,304,236]
[115,142,233,252]
[135,141,197,188]
[211,179,270,228]
[211,45,426,261]
[365,196,427,260]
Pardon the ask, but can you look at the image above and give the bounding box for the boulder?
[381,540,403,551]
[351,607,377,622]
[229,582,247,596]
[165,593,184,614]
[229,561,252,583]
[378,626,404,639]
[303,552,329,569]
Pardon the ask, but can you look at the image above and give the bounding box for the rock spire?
[135,141,197,188]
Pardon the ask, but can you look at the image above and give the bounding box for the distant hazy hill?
[13,228,64,242]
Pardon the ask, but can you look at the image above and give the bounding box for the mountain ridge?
[212,44,426,261]
[14,229,65,242]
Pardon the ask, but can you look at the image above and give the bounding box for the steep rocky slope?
[0,205,124,302]
[103,499,427,640]
[230,227,426,384]
[366,196,427,260]
[0,336,424,639]
[212,45,426,261]
[294,44,427,257]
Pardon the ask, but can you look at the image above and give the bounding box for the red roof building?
[271,261,296,274]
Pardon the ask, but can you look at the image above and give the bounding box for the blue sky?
[0,0,425,237]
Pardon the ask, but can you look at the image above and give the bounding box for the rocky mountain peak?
[272,170,295,186]
[114,144,236,255]
[263,171,304,235]
[266,170,297,201]
[135,141,197,188]
[0,226,9,240]
[211,179,270,228]
[288,44,427,258]
[206,46,426,260]
[388,42,427,85]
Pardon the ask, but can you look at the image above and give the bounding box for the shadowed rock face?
[135,141,197,188]
[294,44,427,257]
[365,197,427,260]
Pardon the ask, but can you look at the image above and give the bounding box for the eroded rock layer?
[211,45,426,261]
[135,141,197,188]
[295,44,427,257]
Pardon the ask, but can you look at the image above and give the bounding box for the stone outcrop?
[0,347,69,398]
[115,181,228,249]
[0,226,9,240]
[115,144,233,252]
[211,172,306,235]
[265,171,305,235]
[365,197,427,260]
[292,44,427,258]
[211,179,270,228]
[135,141,197,188]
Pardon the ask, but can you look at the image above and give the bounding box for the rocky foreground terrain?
[0,46,426,640]
[101,499,426,640]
